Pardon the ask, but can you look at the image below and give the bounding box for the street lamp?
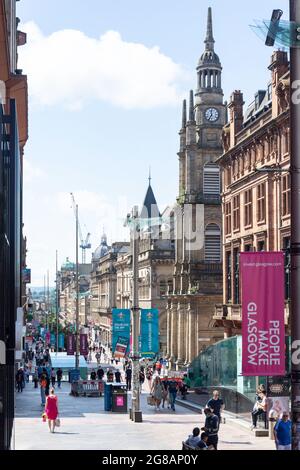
[127,206,142,422]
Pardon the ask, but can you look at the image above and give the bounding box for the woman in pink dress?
[45,388,59,433]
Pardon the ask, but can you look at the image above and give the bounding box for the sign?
[140,309,159,358]
[241,252,285,376]
[58,333,65,349]
[80,334,88,356]
[116,396,124,407]
[112,309,130,357]
[114,336,129,359]
[22,268,31,284]
[50,334,56,346]
[67,334,75,356]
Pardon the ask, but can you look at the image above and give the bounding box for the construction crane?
[70,193,92,264]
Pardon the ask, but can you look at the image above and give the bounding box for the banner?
[67,334,75,356]
[114,336,130,359]
[50,334,56,346]
[80,334,88,356]
[112,309,130,357]
[58,333,65,349]
[140,309,159,358]
[241,252,285,376]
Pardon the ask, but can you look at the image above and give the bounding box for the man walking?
[168,379,178,411]
[206,390,225,425]
[274,412,292,450]
[56,368,63,389]
[125,366,132,391]
[202,408,219,450]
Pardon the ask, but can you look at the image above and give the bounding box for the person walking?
[56,368,63,389]
[162,379,169,409]
[150,376,164,411]
[168,379,178,411]
[95,351,101,365]
[139,369,145,391]
[45,388,59,433]
[202,408,219,450]
[97,367,104,381]
[33,368,39,389]
[125,366,132,391]
[206,390,225,425]
[146,368,153,391]
[90,370,97,381]
[40,371,48,407]
[115,370,121,383]
[16,368,24,393]
[50,368,56,388]
[274,412,292,450]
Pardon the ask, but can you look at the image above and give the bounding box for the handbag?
[55,418,61,427]
[42,413,47,422]
[147,395,155,406]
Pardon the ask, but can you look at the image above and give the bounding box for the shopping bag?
[42,413,47,423]
[147,395,155,406]
[55,418,61,427]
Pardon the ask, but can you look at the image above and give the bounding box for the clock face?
[205,108,219,122]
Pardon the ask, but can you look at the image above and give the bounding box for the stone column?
[176,303,185,368]
[166,302,171,359]
[170,302,177,363]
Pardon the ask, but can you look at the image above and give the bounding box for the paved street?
[14,381,275,450]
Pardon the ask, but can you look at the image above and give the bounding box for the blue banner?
[58,333,65,349]
[141,309,159,358]
[50,334,56,345]
[112,309,131,357]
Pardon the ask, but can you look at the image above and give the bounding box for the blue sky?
[17,0,289,286]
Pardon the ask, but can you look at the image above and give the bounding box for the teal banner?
[50,333,56,345]
[112,309,131,357]
[141,309,159,358]
[58,334,65,349]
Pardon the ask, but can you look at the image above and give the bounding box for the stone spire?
[188,90,195,123]
[181,99,187,129]
[205,7,215,51]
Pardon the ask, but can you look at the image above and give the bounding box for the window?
[282,174,291,216]
[159,280,167,297]
[244,189,253,227]
[205,224,221,262]
[203,163,220,195]
[257,183,266,222]
[244,244,252,252]
[257,240,265,251]
[282,237,290,300]
[225,202,231,235]
[226,251,232,302]
[233,248,240,304]
[233,195,240,231]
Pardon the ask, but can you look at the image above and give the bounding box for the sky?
[17,0,289,286]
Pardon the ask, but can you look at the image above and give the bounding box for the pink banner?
[80,334,88,356]
[241,252,285,376]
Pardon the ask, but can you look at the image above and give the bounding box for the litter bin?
[111,383,127,413]
[104,383,113,411]
[69,369,80,383]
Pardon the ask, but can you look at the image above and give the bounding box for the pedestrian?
[206,390,225,424]
[15,368,24,393]
[251,390,267,430]
[97,367,104,381]
[168,379,178,411]
[51,368,56,388]
[162,379,169,409]
[150,376,164,411]
[125,366,132,391]
[115,370,121,383]
[56,368,63,389]
[146,368,153,390]
[33,368,39,389]
[202,408,219,450]
[40,372,48,407]
[44,388,59,434]
[274,412,292,450]
[139,369,145,390]
[90,370,97,381]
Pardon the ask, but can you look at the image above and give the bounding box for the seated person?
[251,390,267,430]
[196,432,211,450]
[185,427,201,448]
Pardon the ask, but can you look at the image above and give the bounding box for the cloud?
[18,22,188,110]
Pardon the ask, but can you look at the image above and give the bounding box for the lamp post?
[75,205,80,370]
[130,206,142,422]
[290,0,300,450]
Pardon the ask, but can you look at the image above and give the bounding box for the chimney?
[228,90,244,148]
[268,50,289,118]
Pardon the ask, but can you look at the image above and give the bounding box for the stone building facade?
[214,50,290,335]
[166,8,225,368]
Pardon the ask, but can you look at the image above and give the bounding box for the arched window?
[205,224,221,263]
[203,163,220,195]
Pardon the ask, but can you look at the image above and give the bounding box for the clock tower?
[167,7,225,368]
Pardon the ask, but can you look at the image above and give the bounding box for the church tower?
[168,7,225,368]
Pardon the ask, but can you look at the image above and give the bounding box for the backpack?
[41,378,47,388]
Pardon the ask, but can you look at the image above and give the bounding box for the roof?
[140,184,161,220]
